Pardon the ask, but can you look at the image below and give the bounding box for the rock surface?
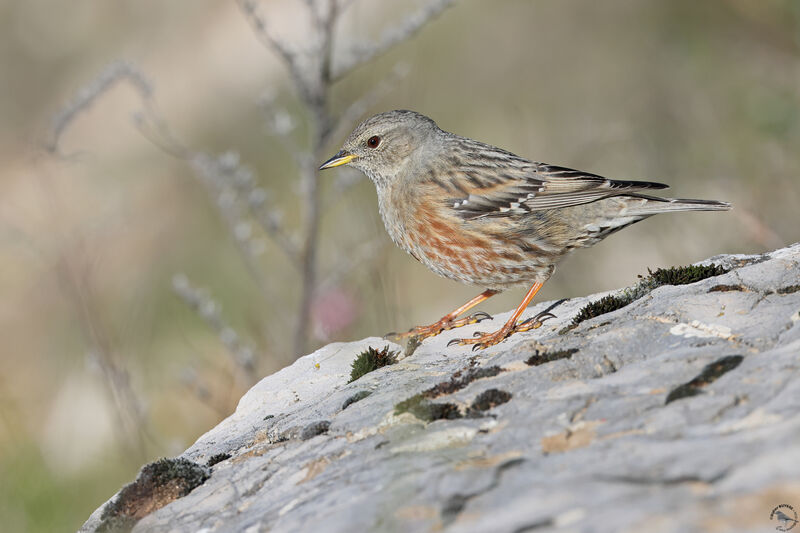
[81,244,800,533]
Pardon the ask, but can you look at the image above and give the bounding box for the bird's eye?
[367,136,381,148]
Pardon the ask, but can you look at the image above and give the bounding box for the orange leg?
[389,289,499,341]
[448,282,553,350]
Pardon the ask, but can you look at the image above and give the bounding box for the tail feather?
[626,195,731,215]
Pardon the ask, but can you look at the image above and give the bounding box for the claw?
[472,331,486,338]
[446,338,463,347]
[517,311,557,330]
[469,311,492,322]
[472,343,485,352]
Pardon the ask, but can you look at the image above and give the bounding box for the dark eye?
[367,136,381,148]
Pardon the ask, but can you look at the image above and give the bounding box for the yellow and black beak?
[319,151,357,170]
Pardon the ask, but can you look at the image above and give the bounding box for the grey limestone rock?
[81,243,800,533]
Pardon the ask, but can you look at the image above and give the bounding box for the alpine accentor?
[320,110,730,349]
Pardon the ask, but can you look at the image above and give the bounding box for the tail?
[626,195,731,215]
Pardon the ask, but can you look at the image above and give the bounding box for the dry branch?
[332,0,457,80]
[47,61,153,154]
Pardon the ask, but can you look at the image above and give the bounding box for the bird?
[775,510,798,529]
[319,110,731,350]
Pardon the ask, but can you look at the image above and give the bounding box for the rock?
[80,244,800,533]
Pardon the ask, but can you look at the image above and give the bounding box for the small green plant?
[349,346,398,383]
[569,294,636,328]
[564,262,729,331]
[394,394,462,421]
[393,364,506,422]
[647,264,728,285]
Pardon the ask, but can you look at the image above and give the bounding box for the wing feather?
[438,138,668,219]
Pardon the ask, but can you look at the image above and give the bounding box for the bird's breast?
[376,185,550,287]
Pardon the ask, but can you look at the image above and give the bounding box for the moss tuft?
[569,294,635,327]
[565,262,729,331]
[470,389,512,412]
[300,420,331,440]
[708,284,746,293]
[97,458,210,532]
[342,390,372,410]
[647,264,728,286]
[349,345,398,383]
[206,453,231,467]
[424,366,503,398]
[525,348,578,366]
[777,284,800,294]
[393,364,508,422]
[394,394,462,421]
[394,393,424,416]
[665,355,744,404]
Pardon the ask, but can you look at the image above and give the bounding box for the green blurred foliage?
[0,445,132,533]
[0,0,798,531]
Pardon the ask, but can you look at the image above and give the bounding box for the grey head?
[319,110,442,187]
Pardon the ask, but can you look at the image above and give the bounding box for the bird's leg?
[514,298,566,333]
[448,282,548,350]
[386,289,498,341]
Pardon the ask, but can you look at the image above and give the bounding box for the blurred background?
[1,0,798,530]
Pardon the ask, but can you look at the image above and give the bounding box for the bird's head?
[319,110,441,187]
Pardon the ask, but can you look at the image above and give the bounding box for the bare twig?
[293,156,325,356]
[46,62,296,359]
[188,151,301,268]
[54,242,150,459]
[172,273,257,378]
[132,108,190,159]
[332,62,411,143]
[287,0,337,356]
[236,0,319,107]
[132,104,303,268]
[332,0,457,80]
[47,61,153,154]
[236,0,296,68]
[257,93,308,169]
[179,366,234,418]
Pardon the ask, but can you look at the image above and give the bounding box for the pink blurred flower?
[311,287,360,341]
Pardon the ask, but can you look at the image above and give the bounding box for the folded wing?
[437,137,669,219]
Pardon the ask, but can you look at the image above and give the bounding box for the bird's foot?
[446,310,556,351]
[447,326,514,351]
[384,311,493,342]
[514,310,557,333]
